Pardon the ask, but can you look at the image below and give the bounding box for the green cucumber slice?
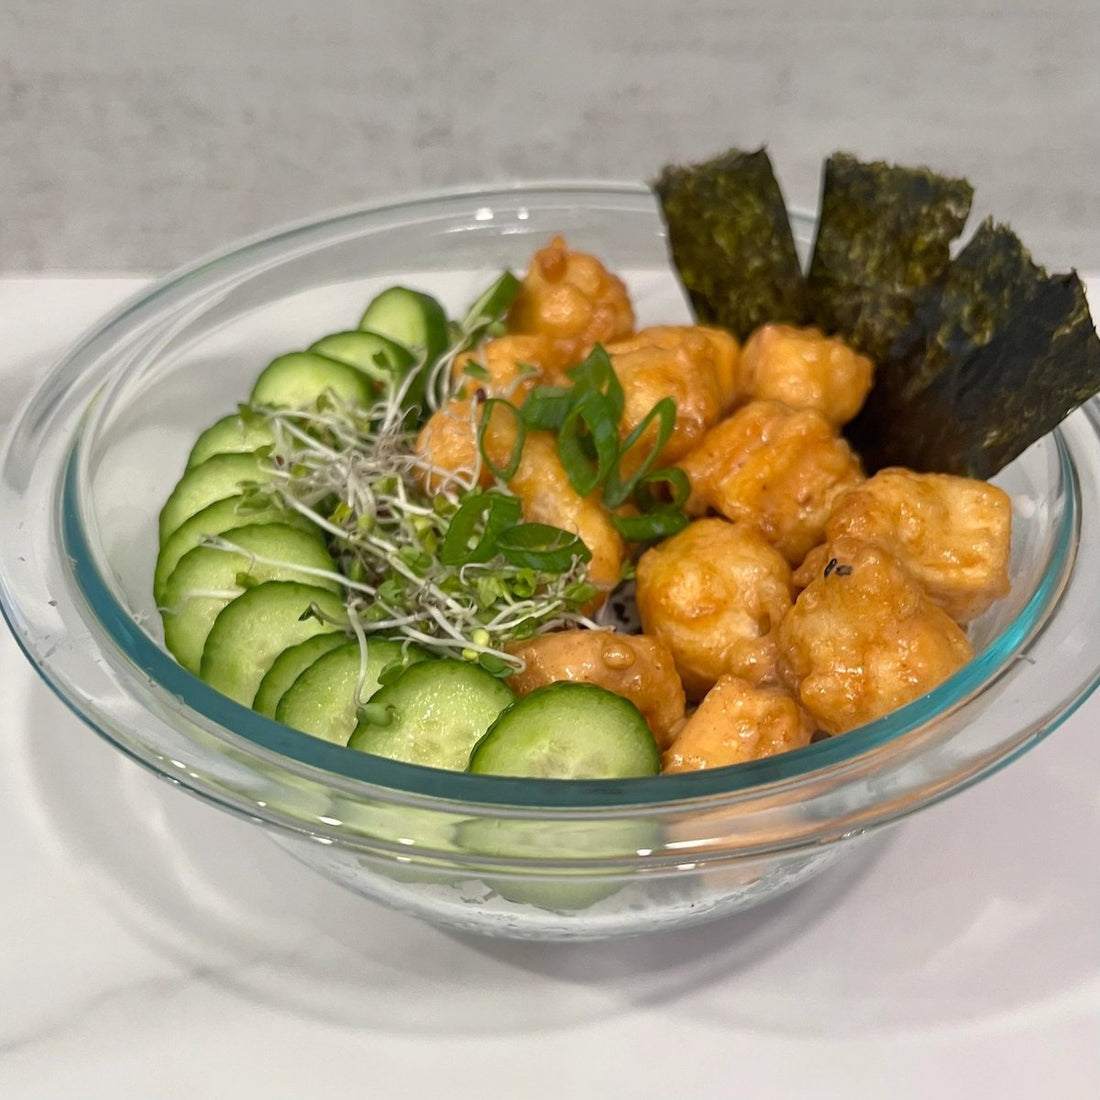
[249,351,373,410]
[253,633,349,719]
[348,659,515,771]
[160,523,340,675]
[154,494,315,605]
[158,450,267,543]
[186,413,275,470]
[468,682,660,779]
[199,581,347,706]
[309,330,415,384]
[359,286,449,364]
[275,638,426,745]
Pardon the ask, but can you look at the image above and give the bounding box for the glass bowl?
[2,183,1099,940]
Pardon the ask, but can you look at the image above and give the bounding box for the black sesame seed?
[835,564,853,576]
[823,557,838,577]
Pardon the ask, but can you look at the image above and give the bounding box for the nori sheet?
[847,218,1100,478]
[806,153,973,366]
[653,147,809,341]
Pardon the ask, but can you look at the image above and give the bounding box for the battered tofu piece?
[414,398,489,494]
[778,537,973,734]
[506,235,634,368]
[635,517,794,699]
[809,467,1012,623]
[679,399,864,565]
[740,323,874,427]
[451,334,553,401]
[506,430,625,593]
[662,675,816,772]
[506,630,686,748]
[607,325,742,414]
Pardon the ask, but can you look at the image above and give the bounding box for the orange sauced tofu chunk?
[778,537,973,734]
[679,399,864,565]
[605,326,740,475]
[416,335,557,493]
[800,467,1012,624]
[450,333,554,401]
[740,323,874,427]
[636,517,794,700]
[414,397,488,495]
[506,235,634,368]
[504,430,625,595]
[662,675,816,773]
[506,630,686,748]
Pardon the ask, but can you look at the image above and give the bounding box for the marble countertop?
[4,0,1099,273]
[1,278,1098,1098]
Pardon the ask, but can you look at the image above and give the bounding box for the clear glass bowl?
[2,183,1099,940]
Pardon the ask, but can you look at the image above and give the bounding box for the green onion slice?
[477,398,526,481]
[521,384,573,431]
[496,522,593,572]
[557,390,621,497]
[633,465,691,513]
[461,271,522,332]
[610,509,689,542]
[602,396,678,507]
[566,345,625,424]
[439,490,523,566]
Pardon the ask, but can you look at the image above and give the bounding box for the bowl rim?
[4,180,1100,822]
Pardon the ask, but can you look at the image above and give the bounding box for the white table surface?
[1,279,1098,1099]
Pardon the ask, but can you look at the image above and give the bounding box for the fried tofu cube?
[678,399,865,564]
[662,675,816,773]
[506,630,686,748]
[605,328,728,473]
[740,323,874,427]
[506,235,634,368]
[778,537,973,734]
[506,430,625,593]
[451,334,553,401]
[414,398,488,494]
[636,517,794,699]
[811,467,1012,623]
[607,325,741,414]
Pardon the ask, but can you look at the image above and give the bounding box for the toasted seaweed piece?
[806,153,973,366]
[847,219,1100,478]
[653,147,809,341]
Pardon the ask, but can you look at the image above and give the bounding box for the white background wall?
[3,0,1098,272]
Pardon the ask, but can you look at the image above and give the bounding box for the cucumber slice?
[160,523,340,675]
[158,450,267,543]
[359,286,449,364]
[253,633,349,719]
[154,494,316,605]
[199,581,347,706]
[250,351,373,410]
[468,683,660,779]
[348,660,515,771]
[456,815,656,911]
[186,413,275,470]
[275,638,426,745]
[309,330,415,384]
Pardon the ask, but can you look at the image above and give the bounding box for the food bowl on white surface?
[2,183,1098,940]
